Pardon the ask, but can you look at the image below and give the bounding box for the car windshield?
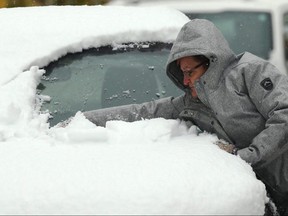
[38,42,182,126]
[187,11,273,59]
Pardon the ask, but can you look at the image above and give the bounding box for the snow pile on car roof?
[0,5,189,85]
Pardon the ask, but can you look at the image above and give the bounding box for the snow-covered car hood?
[0,6,268,215]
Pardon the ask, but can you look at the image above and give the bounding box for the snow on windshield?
[0,6,268,215]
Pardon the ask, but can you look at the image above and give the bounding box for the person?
[71,19,288,214]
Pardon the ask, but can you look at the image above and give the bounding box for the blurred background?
[0,0,109,8]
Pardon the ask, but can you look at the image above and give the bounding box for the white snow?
[0,5,268,215]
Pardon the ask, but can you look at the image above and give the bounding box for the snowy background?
[0,6,268,214]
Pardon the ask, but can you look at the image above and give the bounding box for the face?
[179,56,208,98]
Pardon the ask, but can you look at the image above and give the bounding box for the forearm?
[240,62,288,167]
[237,124,288,168]
[83,96,185,127]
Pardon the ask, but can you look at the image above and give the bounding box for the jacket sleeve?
[237,61,288,168]
[83,95,186,127]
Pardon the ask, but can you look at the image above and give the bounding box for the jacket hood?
[166,19,236,92]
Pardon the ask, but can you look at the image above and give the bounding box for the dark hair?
[176,55,210,68]
[193,55,210,69]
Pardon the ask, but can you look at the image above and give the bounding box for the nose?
[183,75,190,86]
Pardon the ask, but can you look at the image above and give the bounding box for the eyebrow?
[183,61,207,73]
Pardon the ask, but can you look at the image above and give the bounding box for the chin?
[188,88,198,98]
[191,92,197,99]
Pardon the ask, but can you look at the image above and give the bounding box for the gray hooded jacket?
[166,19,288,201]
[84,19,288,201]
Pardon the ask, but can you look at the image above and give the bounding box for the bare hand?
[215,140,237,154]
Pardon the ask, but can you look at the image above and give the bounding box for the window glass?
[187,11,273,59]
[37,43,182,126]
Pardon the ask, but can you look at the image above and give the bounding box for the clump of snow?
[0,66,49,141]
[51,112,108,143]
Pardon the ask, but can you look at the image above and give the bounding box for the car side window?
[37,42,182,126]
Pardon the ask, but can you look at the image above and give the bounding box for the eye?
[183,70,193,77]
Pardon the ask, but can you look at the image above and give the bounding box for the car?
[107,0,288,76]
[0,5,269,215]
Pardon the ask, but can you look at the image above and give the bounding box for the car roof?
[0,6,189,86]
